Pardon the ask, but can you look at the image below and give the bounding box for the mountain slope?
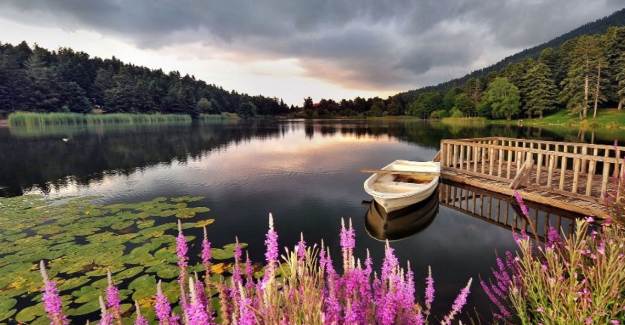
[397,7,625,101]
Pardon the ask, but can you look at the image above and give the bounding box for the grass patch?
[441,116,487,126]
[198,112,240,121]
[8,112,193,128]
[491,109,625,130]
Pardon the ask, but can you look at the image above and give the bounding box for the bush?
[481,193,625,324]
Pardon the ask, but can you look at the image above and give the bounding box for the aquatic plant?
[33,216,473,324]
[8,112,193,128]
[481,192,625,323]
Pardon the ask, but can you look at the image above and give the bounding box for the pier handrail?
[440,137,624,204]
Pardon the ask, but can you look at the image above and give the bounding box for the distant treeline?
[0,42,291,117]
[304,20,625,120]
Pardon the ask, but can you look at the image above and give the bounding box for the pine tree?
[559,36,603,119]
[603,27,625,106]
[524,62,558,118]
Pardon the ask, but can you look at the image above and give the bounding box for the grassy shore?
[7,112,240,127]
[491,109,625,130]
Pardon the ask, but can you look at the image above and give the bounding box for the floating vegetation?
[0,194,243,323]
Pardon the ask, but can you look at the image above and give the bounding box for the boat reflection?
[365,191,439,241]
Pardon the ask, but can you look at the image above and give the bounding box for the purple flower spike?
[442,278,473,325]
[176,220,189,271]
[296,232,306,260]
[39,261,67,325]
[106,270,121,319]
[263,213,279,286]
[546,226,561,248]
[424,266,435,315]
[201,226,212,268]
[155,281,173,324]
[187,278,212,325]
[134,301,149,325]
[513,191,529,217]
[99,296,113,325]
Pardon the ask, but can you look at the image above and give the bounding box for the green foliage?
[452,93,475,117]
[407,91,442,118]
[510,220,625,324]
[0,42,290,115]
[524,62,558,118]
[482,77,520,120]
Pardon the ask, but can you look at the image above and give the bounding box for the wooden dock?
[438,137,623,218]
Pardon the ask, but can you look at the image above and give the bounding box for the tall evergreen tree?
[560,36,603,119]
[525,62,558,118]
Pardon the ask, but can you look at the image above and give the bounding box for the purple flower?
[176,220,189,271]
[296,232,306,260]
[155,281,173,324]
[201,226,212,268]
[442,278,473,325]
[134,301,149,325]
[106,270,121,318]
[424,266,435,315]
[263,213,279,286]
[513,191,529,217]
[340,218,355,251]
[99,296,113,325]
[39,261,67,325]
[187,278,212,325]
[546,227,561,248]
[381,241,398,282]
[237,285,257,325]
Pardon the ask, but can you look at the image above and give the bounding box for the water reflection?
[2,119,624,197]
[439,181,577,240]
[365,191,439,241]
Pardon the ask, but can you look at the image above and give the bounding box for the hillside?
[397,7,625,102]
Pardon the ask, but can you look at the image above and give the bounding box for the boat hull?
[364,160,440,213]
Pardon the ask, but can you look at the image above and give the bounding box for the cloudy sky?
[0,1,622,105]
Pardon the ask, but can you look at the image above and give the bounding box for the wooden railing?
[440,137,625,203]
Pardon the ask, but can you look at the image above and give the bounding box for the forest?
[303,25,625,120]
[0,42,291,117]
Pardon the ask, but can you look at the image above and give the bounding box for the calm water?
[0,119,615,320]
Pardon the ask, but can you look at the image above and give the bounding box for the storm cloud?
[0,0,622,91]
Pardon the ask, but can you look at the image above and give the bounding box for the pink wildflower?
[39,261,67,325]
[99,296,113,325]
[134,301,149,325]
[513,191,529,217]
[201,226,212,268]
[296,232,306,260]
[262,213,279,286]
[424,266,435,315]
[106,270,121,320]
[187,278,211,325]
[442,278,473,325]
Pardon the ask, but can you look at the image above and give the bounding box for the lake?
[0,119,615,322]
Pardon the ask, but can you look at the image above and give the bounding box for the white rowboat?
[363,160,440,212]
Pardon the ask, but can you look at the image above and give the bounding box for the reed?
[8,112,192,127]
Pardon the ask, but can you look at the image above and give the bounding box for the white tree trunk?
[593,65,601,119]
